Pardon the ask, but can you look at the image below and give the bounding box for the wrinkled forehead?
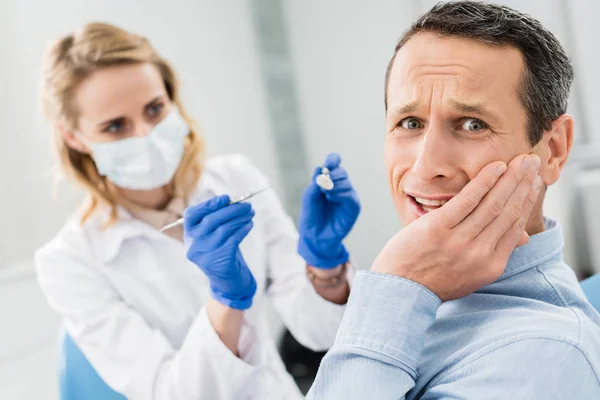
[387,32,525,109]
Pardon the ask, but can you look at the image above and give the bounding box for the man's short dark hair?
[384,1,574,146]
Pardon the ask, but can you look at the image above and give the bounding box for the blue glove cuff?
[210,289,255,311]
[298,237,349,269]
[210,274,256,311]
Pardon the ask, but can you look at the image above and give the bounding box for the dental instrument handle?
[159,186,272,233]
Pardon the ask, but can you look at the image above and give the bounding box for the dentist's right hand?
[184,195,257,311]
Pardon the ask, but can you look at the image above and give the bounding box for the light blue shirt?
[308,219,600,399]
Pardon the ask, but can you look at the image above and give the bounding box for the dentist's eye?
[147,102,165,118]
[104,119,125,134]
[400,117,423,130]
[462,118,487,131]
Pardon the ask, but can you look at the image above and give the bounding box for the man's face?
[385,32,541,226]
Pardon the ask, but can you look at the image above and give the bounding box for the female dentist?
[36,22,360,399]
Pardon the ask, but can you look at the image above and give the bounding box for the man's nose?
[411,126,457,181]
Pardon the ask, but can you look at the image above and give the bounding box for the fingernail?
[521,156,532,171]
[531,155,541,172]
[533,175,542,191]
[495,162,507,176]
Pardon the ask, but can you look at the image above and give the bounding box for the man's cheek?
[487,135,528,162]
[383,141,399,171]
[463,138,514,180]
[384,146,403,187]
[385,140,417,170]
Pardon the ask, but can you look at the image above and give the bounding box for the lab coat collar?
[85,169,231,264]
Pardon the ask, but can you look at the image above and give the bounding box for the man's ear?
[57,122,90,154]
[534,114,574,186]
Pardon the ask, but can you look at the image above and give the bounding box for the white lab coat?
[35,154,351,400]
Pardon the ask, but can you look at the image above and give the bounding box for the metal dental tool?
[159,185,272,233]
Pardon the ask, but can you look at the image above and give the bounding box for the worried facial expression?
[384,33,562,227]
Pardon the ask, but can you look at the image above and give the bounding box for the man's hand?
[371,154,542,301]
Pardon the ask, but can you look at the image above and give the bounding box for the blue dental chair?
[581,273,600,312]
[58,327,125,400]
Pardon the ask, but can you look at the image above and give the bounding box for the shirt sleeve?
[35,243,287,400]
[421,337,600,399]
[233,154,349,351]
[307,271,441,400]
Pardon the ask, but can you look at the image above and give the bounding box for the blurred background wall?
[1,0,599,398]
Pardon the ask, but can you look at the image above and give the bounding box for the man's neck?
[525,209,545,237]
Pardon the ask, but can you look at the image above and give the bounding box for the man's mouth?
[414,196,448,212]
[406,193,453,216]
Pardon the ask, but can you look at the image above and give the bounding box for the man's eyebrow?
[387,101,420,120]
[447,99,500,123]
[387,99,502,124]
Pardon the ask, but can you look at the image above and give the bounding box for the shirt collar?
[81,206,163,263]
[120,195,187,241]
[497,217,564,281]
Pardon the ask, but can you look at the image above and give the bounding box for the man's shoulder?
[424,264,594,357]
[430,292,584,358]
[436,262,586,338]
[416,316,600,397]
[423,263,600,386]
[417,334,600,398]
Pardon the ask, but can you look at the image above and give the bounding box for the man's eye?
[462,118,487,131]
[400,117,423,130]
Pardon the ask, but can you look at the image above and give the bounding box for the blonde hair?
[40,22,204,225]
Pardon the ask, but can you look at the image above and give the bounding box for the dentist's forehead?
[75,63,166,121]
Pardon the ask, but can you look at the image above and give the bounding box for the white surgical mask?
[80,109,190,190]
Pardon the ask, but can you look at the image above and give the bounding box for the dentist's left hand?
[184,195,257,310]
[298,153,361,269]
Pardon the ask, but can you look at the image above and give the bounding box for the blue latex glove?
[184,195,257,310]
[298,153,361,269]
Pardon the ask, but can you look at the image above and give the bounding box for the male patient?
[308,1,600,398]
